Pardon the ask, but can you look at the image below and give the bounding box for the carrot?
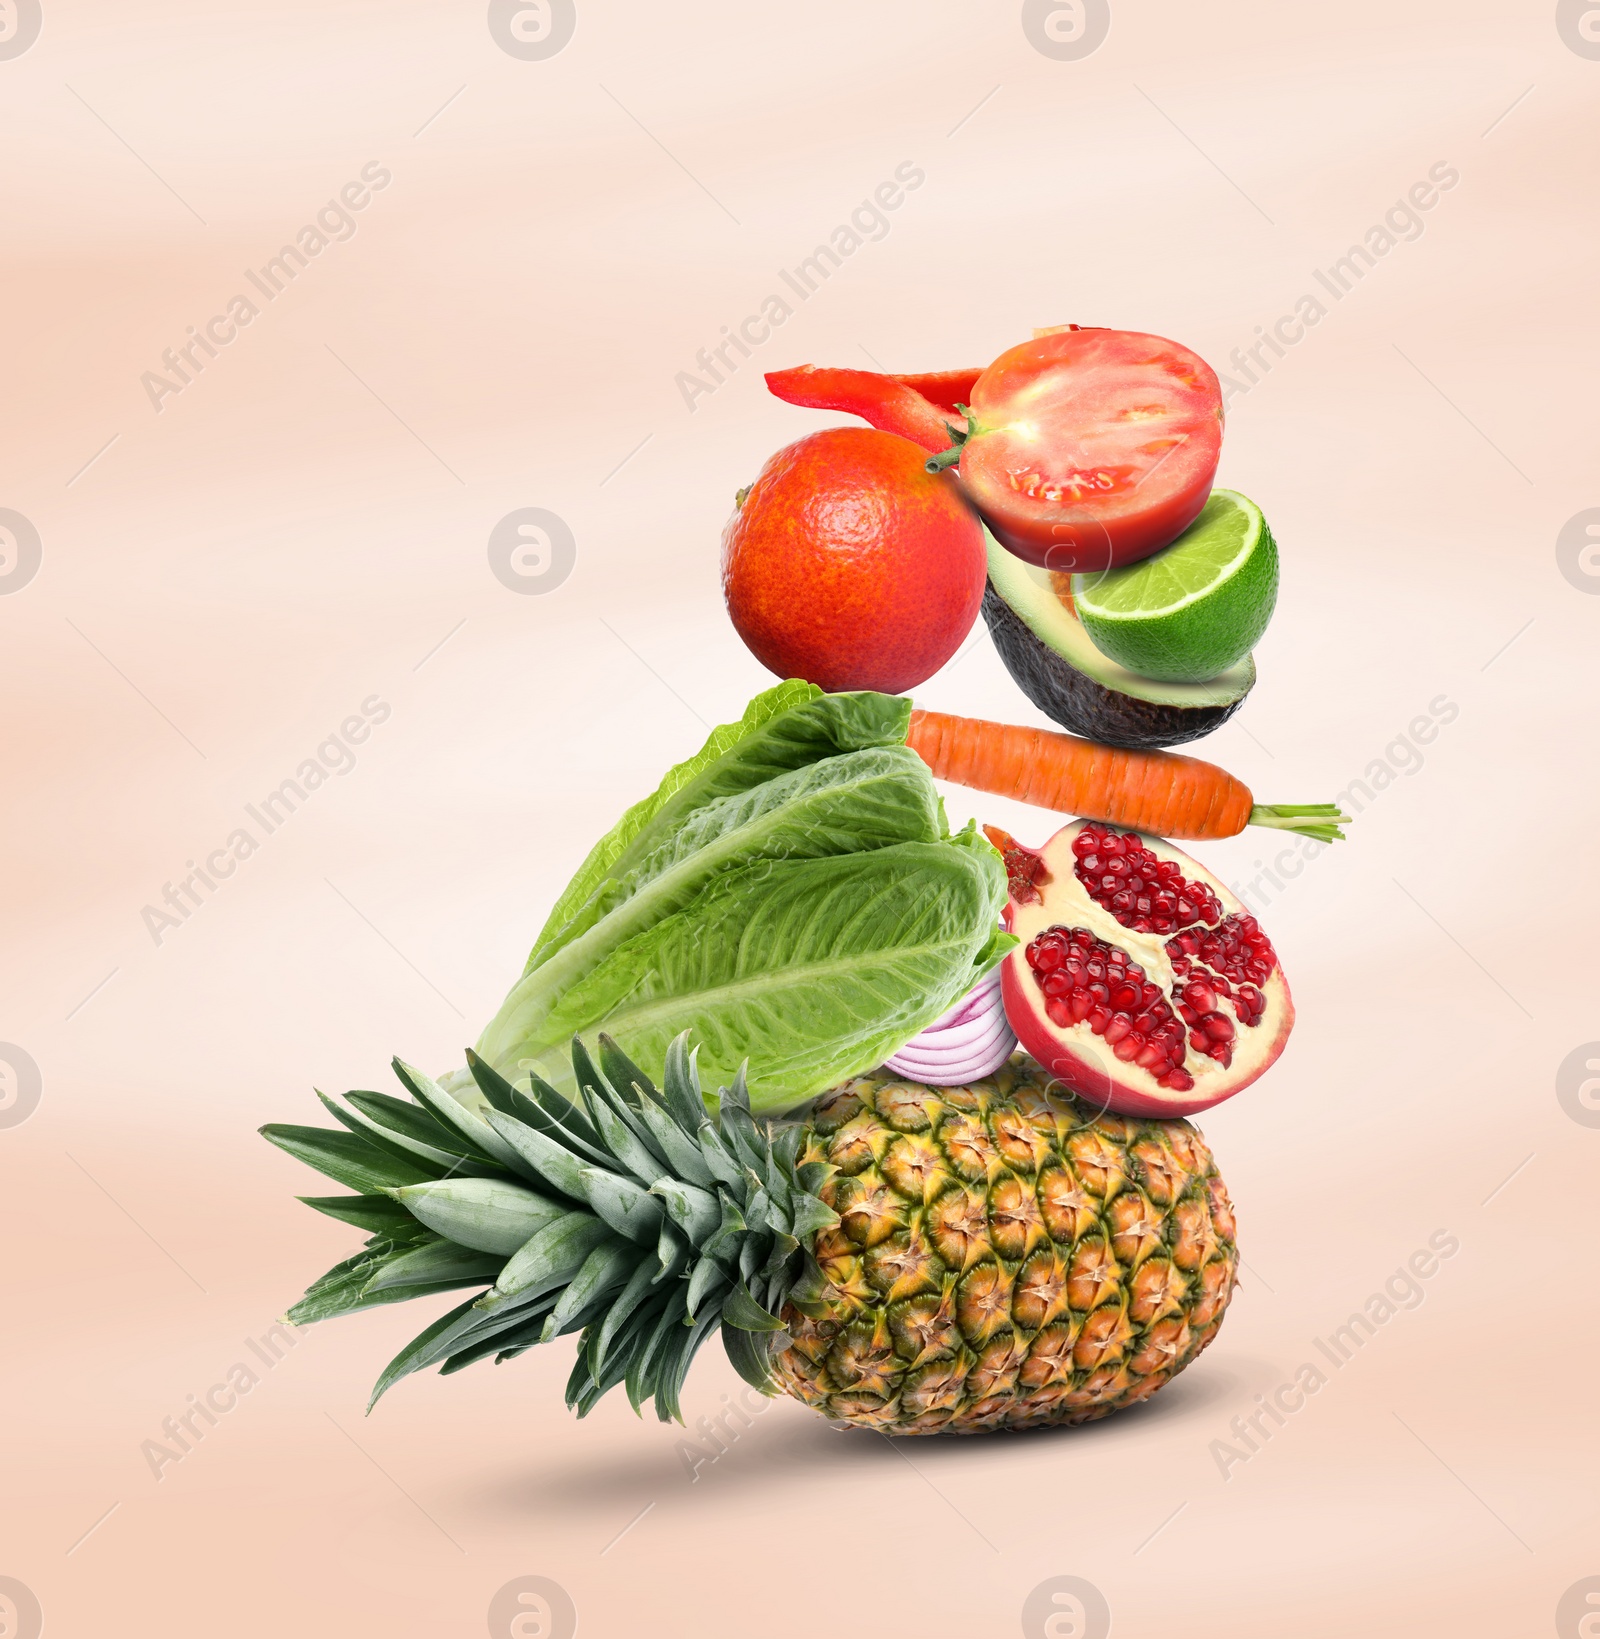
[906,709,1349,843]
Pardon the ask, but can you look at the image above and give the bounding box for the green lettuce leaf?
[497,827,1012,1113]
[478,745,943,1070]
[525,684,911,972]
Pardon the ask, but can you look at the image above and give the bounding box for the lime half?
[1072,490,1278,682]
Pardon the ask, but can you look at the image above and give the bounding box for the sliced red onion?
[884,966,1016,1084]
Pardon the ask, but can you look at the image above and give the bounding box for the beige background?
[3,2,1596,1635]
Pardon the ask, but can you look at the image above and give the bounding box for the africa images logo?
[0,509,42,594]
[488,0,576,59]
[0,0,42,59]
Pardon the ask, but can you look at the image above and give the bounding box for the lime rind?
[1073,490,1262,622]
[1071,491,1278,683]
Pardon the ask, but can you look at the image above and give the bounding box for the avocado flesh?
[983,531,1254,750]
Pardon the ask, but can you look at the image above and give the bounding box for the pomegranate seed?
[1178,1003,1197,1025]
[1200,1012,1236,1043]
[1189,1029,1207,1052]
[1113,1033,1143,1063]
[1071,831,1098,859]
[1088,1006,1111,1034]
[1104,1016,1131,1046]
[1069,992,1092,1023]
[1160,1068,1195,1092]
[1136,1041,1166,1070]
[1046,998,1072,1027]
[1112,984,1139,1011]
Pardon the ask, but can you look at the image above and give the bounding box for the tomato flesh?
[960,328,1223,572]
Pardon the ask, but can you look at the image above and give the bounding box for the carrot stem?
[1248,803,1350,841]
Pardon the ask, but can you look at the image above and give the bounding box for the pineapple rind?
[774,1057,1238,1434]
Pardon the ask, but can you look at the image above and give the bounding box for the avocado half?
[982,531,1254,750]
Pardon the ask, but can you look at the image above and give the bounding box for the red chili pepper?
[763,364,980,454]
[889,369,983,416]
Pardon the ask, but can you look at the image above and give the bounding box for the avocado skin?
[980,583,1249,750]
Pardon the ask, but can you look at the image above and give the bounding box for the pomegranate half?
[994,820,1293,1117]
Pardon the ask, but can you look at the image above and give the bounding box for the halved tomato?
[957,327,1223,573]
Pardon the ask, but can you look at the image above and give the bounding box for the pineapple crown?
[261,1033,838,1422]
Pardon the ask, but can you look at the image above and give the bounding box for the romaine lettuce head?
[474,685,1012,1113]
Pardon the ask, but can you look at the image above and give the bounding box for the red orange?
[721,427,985,694]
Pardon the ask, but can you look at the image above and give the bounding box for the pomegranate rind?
[1000,821,1293,1117]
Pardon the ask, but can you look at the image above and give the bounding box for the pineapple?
[263,1037,1237,1433]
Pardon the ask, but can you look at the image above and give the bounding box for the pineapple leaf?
[298,1194,416,1234]
[520,1071,608,1154]
[541,1237,634,1341]
[290,1238,452,1325]
[722,1321,781,1395]
[589,1261,662,1375]
[389,1177,567,1257]
[272,1032,839,1423]
[262,1123,439,1194]
[596,1033,659,1104]
[368,1296,489,1409]
[577,1167,664,1245]
[654,1220,688,1283]
[631,1095,716,1189]
[722,1063,752,1117]
[439,1309,553,1375]
[344,1090,498,1165]
[787,1193,838,1243]
[685,1255,730,1320]
[654,1308,721,1425]
[492,1212,615,1302]
[362,1239,503,1295]
[466,1051,610,1164]
[482,1108,592,1204]
[785,1252,831,1317]
[462,1048,533,1119]
[760,1232,800,1276]
[317,1091,476,1177]
[722,1279,784,1333]
[694,1122,746,1189]
[700,1188,747,1256]
[650,1177,719,1245]
[390,1058,535,1180]
[290,1274,487,1326]
[626,1291,690,1416]
[659,1035,706,1131]
[577,1081,669,1187]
